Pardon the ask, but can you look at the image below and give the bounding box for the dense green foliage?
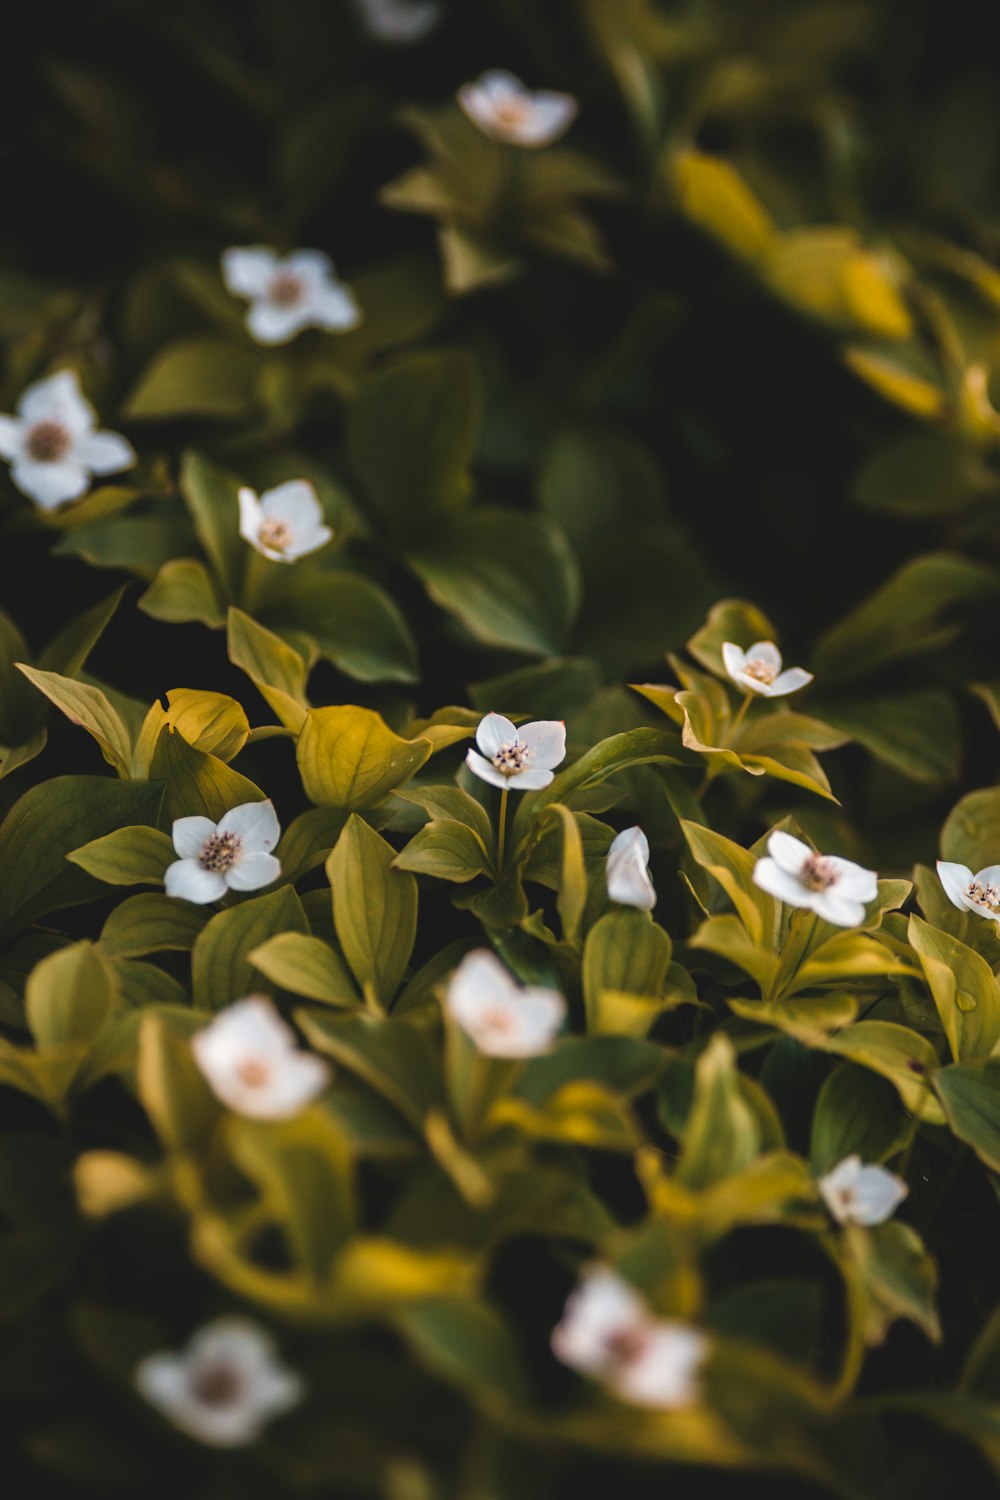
[2,1,1000,1495]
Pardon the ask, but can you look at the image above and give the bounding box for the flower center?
[494,97,530,128]
[744,657,778,685]
[235,1056,271,1089]
[191,1361,244,1409]
[603,1323,651,1367]
[258,516,293,552]
[481,1004,516,1035]
[267,271,305,307]
[799,853,838,892]
[25,420,72,463]
[198,831,244,874]
[966,880,1000,912]
[491,740,530,777]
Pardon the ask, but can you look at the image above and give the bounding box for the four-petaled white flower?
[722,641,813,698]
[354,0,440,41]
[937,860,1000,923]
[818,1154,908,1226]
[466,712,566,792]
[606,826,656,911]
[457,70,578,148]
[551,1265,707,1410]
[0,370,135,511]
[135,1317,302,1447]
[238,480,332,563]
[192,996,330,1119]
[753,831,877,927]
[445,949,565,1058]
[222,247,361,346]
[165,801,281,905]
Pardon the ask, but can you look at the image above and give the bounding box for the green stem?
[726,691,753,745]
[496,786,509,879]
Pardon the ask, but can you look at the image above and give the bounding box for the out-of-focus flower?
[354,0,440,42]
[445,949,565,1057]
[165,801,281,904]
[936,860,1000,923]
[0,370,135,510]
[465,713,566,792]
[722,641,813,698]
[606,826,656,910]
[238,481,332,562]
[457,71,577,148]
[191,996,330,1119]
[818,1155,908,1226]
[753,831,877,926]
[222,247,361,345]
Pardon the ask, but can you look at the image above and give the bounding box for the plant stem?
[727,691,753,744]
[496,786,509,878]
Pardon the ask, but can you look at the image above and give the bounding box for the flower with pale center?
[191,996,330,1119]
[135,1317,302,1447]
[354,0,440,41]
[721,640,813,698]
[445,949,565,1058]
[818,1154,908,1226]
[606,826,656,911]
[164,801,281,905]
[937,860,1000,923]
[238,480,332,563]
[753,830,877,927]
[221,247,361,346]
[465,713,566,792]
[0,370,136,510]
[551,1266,707,1410]
[457,70,578,148]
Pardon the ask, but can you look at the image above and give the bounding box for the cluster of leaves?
[2,1,1000,1497]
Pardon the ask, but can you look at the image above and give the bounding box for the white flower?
[238,480,332,563]
[191,996,330,1119]
[457,70,578,148]
[465,713,566,792]
[753,831,877,927]
[164,801,281,905]
[818,1154,908,1226]
[445,949,565,1058]
[937,860,1000,923]
[354,0,440,41]
[0,370,135,511]
[606,826,656,911]
[221,247,361,346]
[721,641,813,698]
[551,1266,707,1411]
[135,1317,302,1447]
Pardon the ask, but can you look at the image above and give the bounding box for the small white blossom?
[606,826,656,911]
[818,1154,908,1226]
[465,712,566,792]
[937,860,1000,923]
[222,247,361,346]
[192,996,330,1119]
[753,830,877,927]
[0,370,135,510]
[238,480,332,562]
[457,71,577,148]
[721,640,813,698]
[445,949,565,1058]
[135,1317,302,1447]
[165,801,281,905]
[354,0,440,41]
[552,1266,707,1410]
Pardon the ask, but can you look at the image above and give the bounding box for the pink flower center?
[493,96,531,129]
[966,880,1000,912]
[235,1056,270,1089]
[744,657,778,685]
[259,516,293,552]
[192,1361,244,1408]
[25,420,72,463]
[799,854,838,892]
[267,271,305,307]
[198,831,244,874]
[481,1004,516,1035]
[491,740,530,777]
[603,1323,651,1367]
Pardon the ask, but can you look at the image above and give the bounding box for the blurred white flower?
[222,247,361,345]
[465,712,566,792]
[354,0,440,42]
[457,70,577,148]
[192,996,330,1119]
[238,480,332,562]
[165,801,281,905]
[606,826,656,911]
[818,1154,908,1226]
[135,1317,302,1446]
[0,370,135,510]
[936,860,1000,923]
[722,641,813,698]
[552,1265,707,1410]
[753,831,877,926]
[445,949,565,1058]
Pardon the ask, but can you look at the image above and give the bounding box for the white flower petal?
[252,1052,331,1117]
[447,950,518,1025]
[721,642,747,680]
[936,861,973,911]
[606,827,656,910]
[10,458,90,509]
[282,523,333,561]
[194,997,297,1063]
[975,864,1000,887]
[0,415,23,459]
[766,830,813,874]
[218,800,280,853]
[507,767,554,791]
[465,749,511,790]
[811,889,867,927]
[612,1322,706,1409]
[164,859,228,904]
[307,284,362,333]
[475,712,519,757]
[18,370,94,435]
[222,246,278,299]
[767,667,813,697]
[238,487,264,547]
[225,851,282,892]
[518,719,567,771]
[246,300,309,346]
[356,0,440,41]
[551,1266,650,1376]
[74,429,136,476]
[512,91,577,147]
[746,641,782,671]
[479,70,525,100]
[825,857,879,903]
[752,857,813,908]
[172,815,218,859]
[261,480,323,529]
[851,1165,909,1225]
[286,249,334,284]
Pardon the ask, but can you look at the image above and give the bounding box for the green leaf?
[520,728,681,832]
[810,1064,909,1173]
[676,1035,762,1188]
[99,894,208,957]
[227,607,309,732]
[908,914,1000,1061]
[178,450,243,600]
[191,885,309,1010]
[394,819,492,885]
[681,821,779,949]
[248,932,360,1008]
[26,941,116,1049]
[124,337,260,420]
[297,706,431,811]
[271,572,418,683]
[934,1059,1000,1171]
[327,817,417,1007]
[583,909,672,1035]
[150,724,265,823]
[136,1011,219,1153]
[687,599,778,678]
[67,825,174,887]
[15,666,132,774]
[822,1020,944,1121]
[298,1009,443,1129]
[138,558,226,628]
[671,149,777,261]
[395,1300,528,1410]
[941,787,1000,873]
[842,1221,941,1345]
[819,690,960,783]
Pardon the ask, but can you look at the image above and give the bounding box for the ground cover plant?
[2,0,1000,1495]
